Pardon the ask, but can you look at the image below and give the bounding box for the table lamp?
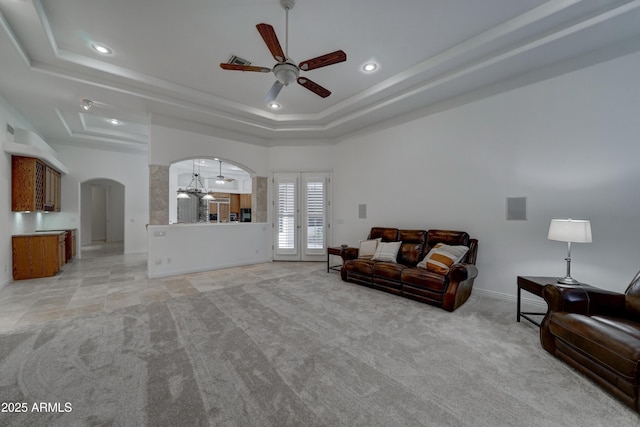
[547,218,592,284]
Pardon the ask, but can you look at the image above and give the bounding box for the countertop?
[13,231,66,237]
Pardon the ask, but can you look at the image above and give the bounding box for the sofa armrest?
[442,264,479,312]
[542,284,626,316]
[341,247,359,261]
[448,263,478,282]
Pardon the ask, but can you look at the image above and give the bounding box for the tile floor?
[0,242,291,333]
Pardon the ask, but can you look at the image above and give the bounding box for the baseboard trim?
[474,287,547,308]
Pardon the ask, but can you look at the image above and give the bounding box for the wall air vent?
[227,54,251,66]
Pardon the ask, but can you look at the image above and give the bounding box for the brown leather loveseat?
[341,227,478,312]
[540,271,640,412]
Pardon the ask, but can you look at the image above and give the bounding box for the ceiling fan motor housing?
[274,62,299,85]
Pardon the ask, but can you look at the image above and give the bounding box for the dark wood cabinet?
[11,156,61,212]
[12,233,65,280]
[65,229,76,262]
[44,165,61,211]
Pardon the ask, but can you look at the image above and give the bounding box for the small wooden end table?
[517,276,557,327]
[327,247,344,273]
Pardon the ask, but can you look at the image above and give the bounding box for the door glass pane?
[278,181,295,250]
[306,181,324,249]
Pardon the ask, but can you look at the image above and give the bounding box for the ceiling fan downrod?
[280,0,295,59]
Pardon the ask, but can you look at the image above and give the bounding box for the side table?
[516,276,592,327]
[516,276,556,327]
[327,247,344,273]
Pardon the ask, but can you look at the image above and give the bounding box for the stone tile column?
[252,176,268,223]
[149,164,169,225]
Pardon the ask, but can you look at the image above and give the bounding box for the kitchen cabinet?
[11,156,62,212]
[66,229,76,262]
[240,193,252,209]
[44,166,61,211]
[12,232,65,280]
[230,194,240,214]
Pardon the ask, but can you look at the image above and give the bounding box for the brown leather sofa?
[340,227,478,312]
[540,271,640,412]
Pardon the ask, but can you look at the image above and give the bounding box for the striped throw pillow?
[358,238,381,259]
[417,243,469,274]
[372,241,402,263]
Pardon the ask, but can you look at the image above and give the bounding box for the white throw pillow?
[372,241,402,263]
[358,238,381,259]
[417,243,469,274]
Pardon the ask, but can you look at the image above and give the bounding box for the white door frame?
[273,172,331,261]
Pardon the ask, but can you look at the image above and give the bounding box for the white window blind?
[306,180,324,249]
[278,181,296,250]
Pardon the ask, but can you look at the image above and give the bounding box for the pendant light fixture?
[176,159,215,199]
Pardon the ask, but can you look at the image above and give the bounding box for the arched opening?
[80,178,125,257]
[169,158,253,224]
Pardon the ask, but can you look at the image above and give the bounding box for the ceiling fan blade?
[220,63,271,73]
[299,50,347,71]
[297,77,331,98]
[256,23,286,63]
[265,81,284,103]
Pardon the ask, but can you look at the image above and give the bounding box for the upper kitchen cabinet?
[12,155,62,212]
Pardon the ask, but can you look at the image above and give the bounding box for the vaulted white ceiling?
[1,0,639,151]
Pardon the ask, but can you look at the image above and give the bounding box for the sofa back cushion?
[426,230,471,261]
[397,229,428,266]
[369,227,399,242]
[625,270,640,320]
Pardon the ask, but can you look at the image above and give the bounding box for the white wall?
[45,144,149,255]
[268,144,336,172]
[333,50,640,296]
[149,122,270,176]
[147,223,270,278]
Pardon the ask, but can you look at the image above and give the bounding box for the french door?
[273,172,330,261]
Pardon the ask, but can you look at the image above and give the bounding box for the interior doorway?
[91,185,107,241]
[80,178,125,256]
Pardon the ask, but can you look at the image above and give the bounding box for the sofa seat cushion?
[344,259,376,276]
[372,262,406,281]
[401,268,447,292]
[549,313,640,380]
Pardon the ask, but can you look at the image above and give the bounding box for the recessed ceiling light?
[91,43,112,55]
[81,99,93,111]
[109,118,120,125]
[362,62,378,72]
[268,102,281,110]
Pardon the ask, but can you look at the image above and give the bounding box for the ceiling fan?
[209,160,235,183]
[219,0,346,103]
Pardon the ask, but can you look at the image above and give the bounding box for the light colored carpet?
[0,262,637,426]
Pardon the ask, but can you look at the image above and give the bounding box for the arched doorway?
[80,178,125,257]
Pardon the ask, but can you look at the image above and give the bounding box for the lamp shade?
[547,219,592,243]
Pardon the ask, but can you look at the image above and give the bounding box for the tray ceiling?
[0,0,639,150]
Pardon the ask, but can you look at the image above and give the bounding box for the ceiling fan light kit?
[220,0,346,106]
